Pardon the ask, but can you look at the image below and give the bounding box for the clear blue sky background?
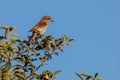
[0,0,120,80]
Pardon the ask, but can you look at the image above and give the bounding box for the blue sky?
[0,0,120,80]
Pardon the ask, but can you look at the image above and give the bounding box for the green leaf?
[63,35,69,41]
[14,65,23,72]
[0,42,8,51]
[15,73,25,79]
[54,52,59,56]
[0,52,8,59]
[81,73,92,79]
[14,57,22,62]
[41,56,48,64]
[94,73,98,79]
[81,73,91,77]
[0,36,5,39]
[67,43,73,46]
[11,38,17,44]
[86,76,91,80]
[69,38,75,41]
[52,70,62,78]
[9,51,14,57]
[5,27,10,39]
[5,61,11,71]
[58,46,63,52]
[75,73,83,80]
[0,26,9,30]
[9,27,18,32]
[50,40,56,49]
[45,46,51,50]
[16,39,21,42]
[32,50,39,56]
[11,34,19,37]
[9,45,18,51]
[21,56,25,64]
[14,68,22,73]
[45,35,53,40]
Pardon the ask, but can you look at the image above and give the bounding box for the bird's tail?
[28,32,37,42]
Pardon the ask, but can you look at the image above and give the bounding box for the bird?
[28,16,54,42]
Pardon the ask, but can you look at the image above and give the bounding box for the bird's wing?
[29,26,39,32]
[29,22,47,32]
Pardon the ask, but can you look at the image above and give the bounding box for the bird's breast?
[37,25,48,35]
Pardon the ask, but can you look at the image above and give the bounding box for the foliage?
[0,26,103,80]
[0,26,74,80]
[75,73,103,80]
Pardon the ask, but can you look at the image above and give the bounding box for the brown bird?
[28,16,54,42]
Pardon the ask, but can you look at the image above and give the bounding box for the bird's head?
[41,16,54,23]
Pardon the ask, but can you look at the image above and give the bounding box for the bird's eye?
[46,18,50,20]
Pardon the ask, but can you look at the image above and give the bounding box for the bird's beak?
[51,19,54,22]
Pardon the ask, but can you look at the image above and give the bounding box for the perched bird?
[28,16,54,42]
